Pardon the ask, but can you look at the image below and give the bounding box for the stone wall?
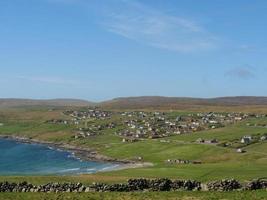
[0,178,266,193]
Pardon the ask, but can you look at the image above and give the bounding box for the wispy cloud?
[98,0,218,53]
[17,75,79,85]
[224,66,255,80]
[46,0,79,4]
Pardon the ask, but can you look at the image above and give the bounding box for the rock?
[84,187,91,192]
[207,179,241,191]
[171,180,201,191]
[78,186,85,192]
[128,179,150,191]
[66,188,71,193]
[149,178,172,191]
[0,178,265,193]
[245,179,267,190]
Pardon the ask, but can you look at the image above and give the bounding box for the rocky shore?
[0,179,266,193]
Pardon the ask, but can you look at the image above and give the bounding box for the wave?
[86,168,96,172]
[58,168,81,173]
[99,164,120,172]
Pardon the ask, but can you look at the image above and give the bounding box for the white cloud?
[99,0,218,52]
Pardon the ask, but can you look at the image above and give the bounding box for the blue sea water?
[0,139,118,175]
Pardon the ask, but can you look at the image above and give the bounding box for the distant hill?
[2,96,267,110]
[0,98,94,108]
[100,96,267,110]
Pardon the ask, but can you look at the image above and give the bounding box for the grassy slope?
[0,108,74,142]
[0,191,266,200]
[100,140,267,181]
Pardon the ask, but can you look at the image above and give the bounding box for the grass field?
[0,108,267,181]
[0,191,266,200]
[0,107,267,199]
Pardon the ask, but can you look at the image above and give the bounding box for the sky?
[0,0,267,101]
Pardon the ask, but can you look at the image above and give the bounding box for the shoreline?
[0,135,153,173]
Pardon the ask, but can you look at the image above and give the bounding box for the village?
[115,111,255,141]
[63,108,112,122]
[44,108,267,149]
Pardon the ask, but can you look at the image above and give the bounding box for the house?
[196,138,205,143]
[209,120,218,124]
[174,130,181,134]
[235,117,243,121]
[134,156,143,161]
[176,116,182,122]
[145,122,150,127]
[236,148,245,153]
[175,159,190,164]
[241,136,252,144]
[205,139,218,144]
[130,125,136,129]
[166,159,172,163]
[148,127,153,131]
[149,133,161,139]
[122,138,138,143]
[74,135,82,139]
[192,160,202,164]
[260,135,267,141]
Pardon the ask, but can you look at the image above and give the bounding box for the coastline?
[0,135,153,173]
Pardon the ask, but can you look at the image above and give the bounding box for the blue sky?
[0,0,267,101]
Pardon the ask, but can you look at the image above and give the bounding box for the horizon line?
[1,95,267,103]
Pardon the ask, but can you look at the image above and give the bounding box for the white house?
[235,117,243,121]
[241,136,252,144]
[236,148,245,153]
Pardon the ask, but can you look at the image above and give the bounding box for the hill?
[100,96,267,110]
[2,96,267,111]
[0,98,93,108]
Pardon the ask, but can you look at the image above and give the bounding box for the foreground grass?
[0,191,266,200]
[101,163,267,182]
[0,175,129,185]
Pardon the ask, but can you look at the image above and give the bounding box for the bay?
[0,139,117,175]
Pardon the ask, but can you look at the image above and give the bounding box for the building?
[260,135,267,141]
[236,148,245,153]
[241,136,252,144]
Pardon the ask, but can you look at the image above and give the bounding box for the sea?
[0,138,118,175]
